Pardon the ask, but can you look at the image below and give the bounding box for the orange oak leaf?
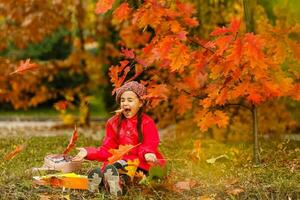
[121,47,135,59]
[210,26,231,36]
[10,59,38,75]
[4,145,24,161]
[109,60,130,91]
[63,125,78,155]
[230,19,241,34]
[113,2,131,23]
[214,110,229,128]
[168,43,190,72]
[95,0,115,14]
[174,94,192,115]
[143,84,170,107]
[108,144,140,164]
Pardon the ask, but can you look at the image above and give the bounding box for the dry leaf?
[63,125,78,155]
[108,144,140,164]
[10,59,38,75]
[198,195,213,200]
[174,179,197,191]
[226,187,244,195]
[4,145,24,161]
[124,159,140,180]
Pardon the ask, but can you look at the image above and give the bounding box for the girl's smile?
[120,91,143,119]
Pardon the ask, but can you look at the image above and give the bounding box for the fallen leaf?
[206,154,229,164]
[198,195,213,200]
[4,145,24,161]
[174,179,197,191]
[124,159,140,180]
[226,187,244,195]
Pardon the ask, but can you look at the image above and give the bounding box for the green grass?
[0,133,299,200]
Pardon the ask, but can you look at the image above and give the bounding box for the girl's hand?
[144,153,157,163]
[72,147,87,162]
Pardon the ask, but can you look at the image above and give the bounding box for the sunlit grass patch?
[0,133,299,199]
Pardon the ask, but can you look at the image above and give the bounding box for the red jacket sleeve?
[85,120,118,162]
[138,118,160,161]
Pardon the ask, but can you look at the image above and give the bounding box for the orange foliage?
[96,0,300,133]
[108,144,140,164]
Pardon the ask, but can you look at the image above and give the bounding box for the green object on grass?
[148,164,168,180]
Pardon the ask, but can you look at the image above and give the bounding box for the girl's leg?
[87,167,104,192]
[103,164,123,196]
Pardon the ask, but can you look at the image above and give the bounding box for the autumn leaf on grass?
[174,179,197,191]
[10,59,38,75]
[124,159,140,180]
[95,0,115,14]
[226,187,245,195]
[108,144,140,164]
[4,145,25,161]
[206,154,229,164]
[63,125,78,155]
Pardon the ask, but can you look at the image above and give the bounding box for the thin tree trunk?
[251,105,259,164]
[243,0,260,164]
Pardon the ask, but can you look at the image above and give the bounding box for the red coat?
[85,113,165,171]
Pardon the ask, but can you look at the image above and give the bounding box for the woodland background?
[0,0,299,199]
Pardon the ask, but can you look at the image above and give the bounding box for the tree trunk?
[251,105,260,165]
[243,0,260,164]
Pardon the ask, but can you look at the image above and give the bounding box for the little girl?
[73,81,165,196]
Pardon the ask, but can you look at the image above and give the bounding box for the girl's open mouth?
[124,108,131,113]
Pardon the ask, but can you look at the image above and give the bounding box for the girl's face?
[120,91,143,119]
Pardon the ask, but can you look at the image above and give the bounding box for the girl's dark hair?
[117,106,144,143]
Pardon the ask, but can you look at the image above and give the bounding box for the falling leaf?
[124,159,140,180]
[206,154,229,164]
[54,100,68,111]
[63,125,78,155]
[190,140,201,160]
[108,144,140,164]
[4,145,25,161]
[10,59,38,75]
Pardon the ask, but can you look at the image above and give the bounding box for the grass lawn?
[0,132,299,200]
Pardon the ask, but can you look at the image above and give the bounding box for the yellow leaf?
[124,159,140,180]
